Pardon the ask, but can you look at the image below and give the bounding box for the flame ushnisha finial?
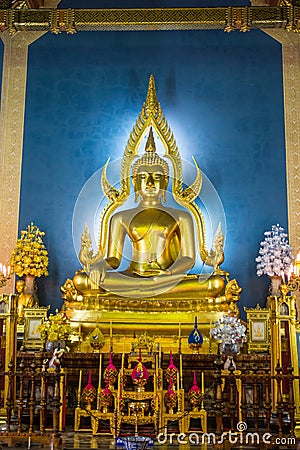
[132,128,169,179]
[145,75,159,118]
[145,127,156,153]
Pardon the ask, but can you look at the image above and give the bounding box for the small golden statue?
[15,279,37,324]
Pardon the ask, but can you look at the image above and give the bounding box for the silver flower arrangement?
[210,313,247,355]
[256,224,294,277]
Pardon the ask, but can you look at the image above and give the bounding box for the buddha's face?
[134,164,168,202]
[16,281,25,294]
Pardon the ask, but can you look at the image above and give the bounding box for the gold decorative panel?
[0,7,298,33]
[244,304,270,353]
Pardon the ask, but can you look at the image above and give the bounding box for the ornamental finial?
[145,75,159,117]
[132,127,169,179]
[145,127,156,153]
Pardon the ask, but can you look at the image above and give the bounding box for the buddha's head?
[132,128,169,203]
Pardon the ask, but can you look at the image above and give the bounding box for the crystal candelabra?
[210,312,247,355]
[0,263,11,288]
[256,224,294,278]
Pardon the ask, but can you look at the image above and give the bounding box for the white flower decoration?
[256,224,294,277]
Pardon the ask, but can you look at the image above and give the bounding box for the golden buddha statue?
[74,128,224,299]
[63,75,241,325]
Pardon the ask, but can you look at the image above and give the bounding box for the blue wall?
[19,28,286,317]
[0,40,3,90]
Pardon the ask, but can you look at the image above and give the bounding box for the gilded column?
[0,31,47,293]
[264,30,300,435]
[265,30,300,254]
[0,1,60,294]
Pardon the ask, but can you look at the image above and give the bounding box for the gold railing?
[0,353,298,446]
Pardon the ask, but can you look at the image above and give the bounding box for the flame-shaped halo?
[100,75,207,261]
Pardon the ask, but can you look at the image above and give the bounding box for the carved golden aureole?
[0,7,299,34]
[61,76,241,343]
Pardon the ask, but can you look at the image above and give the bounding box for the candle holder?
[0,264,11,288]
[276,254,300,300]
[287,276,300,294]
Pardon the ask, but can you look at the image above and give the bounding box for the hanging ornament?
[99,382,113,413]
[131,350,149,392]
[188,371,201,411]
[164,379,177,414]
[103,351,118,388]
[188,317,203,353]
[165,351,178,386]
[81,370,96,410]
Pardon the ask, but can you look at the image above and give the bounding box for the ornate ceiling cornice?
[0,6,299,34]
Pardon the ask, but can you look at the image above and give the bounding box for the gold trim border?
[0,7,299,34]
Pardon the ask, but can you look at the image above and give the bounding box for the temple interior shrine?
[0,1,299,449]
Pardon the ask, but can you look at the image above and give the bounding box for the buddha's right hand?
[90,262,107,287]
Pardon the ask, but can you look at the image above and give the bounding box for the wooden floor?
[1,426,298,450]
[0,432,207,449]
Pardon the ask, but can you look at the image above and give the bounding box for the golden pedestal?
[68,310,222,354]
[117,391,157,437]
[160,389,185,434]
[92,411,115,436]
[64,282,240,355]
[185,409,207,434]
[161,412,185,434]
[74,407,93,432]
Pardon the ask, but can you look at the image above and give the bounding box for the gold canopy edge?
[0,7,299,34]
